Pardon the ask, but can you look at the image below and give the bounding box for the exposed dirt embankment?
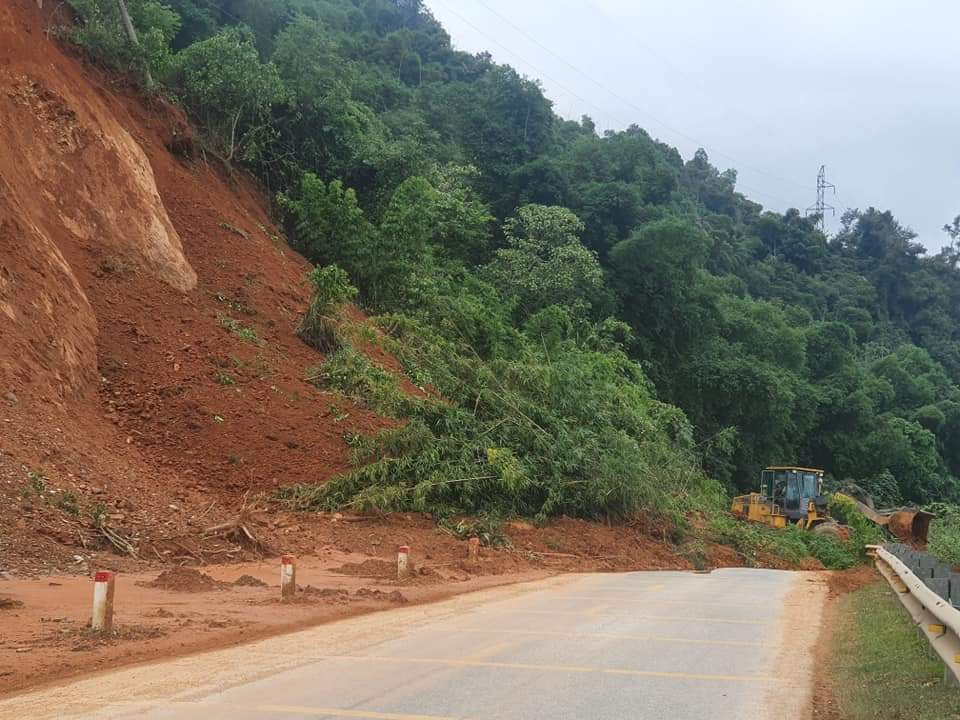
[0,1,194,402]
[0,514,708,695]
[0,0,397,574]
[0,1,767,698]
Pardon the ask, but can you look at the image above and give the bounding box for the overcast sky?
[425,0,959,251]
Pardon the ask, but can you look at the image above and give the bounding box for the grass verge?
[928,504,960,567]
[831,583,960,719]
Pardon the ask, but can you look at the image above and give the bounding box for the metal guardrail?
[870,545,960,686]
[884,542,960,607]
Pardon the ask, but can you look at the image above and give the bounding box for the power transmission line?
[190,0,237,24]
[805,165,836,233]
[429,0,800,210]
[463,0,813,195]
[198,0,850,215]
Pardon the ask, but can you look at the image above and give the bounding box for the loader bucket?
[885,510,934,546]
[836,492,935,546]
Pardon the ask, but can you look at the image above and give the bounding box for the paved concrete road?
[1,568,826,720]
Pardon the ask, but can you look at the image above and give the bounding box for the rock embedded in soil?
[332,559,396,577]
[0,598,24,610]
[232,574,268,588]
[142,567,227,593]
[301,586,351,602]
[354,588,407,604]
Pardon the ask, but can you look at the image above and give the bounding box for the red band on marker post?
[91,570,116,633]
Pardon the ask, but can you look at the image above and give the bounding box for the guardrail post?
[928,578,950,601]
[91,570,115,633]
[281,555,296,602]
[933,563,953,579]
[951,576,960,609]
[946,664,960,688]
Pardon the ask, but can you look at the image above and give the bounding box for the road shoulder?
[763,570,829,717]
[0,574,581,720]
[817,567,960,720]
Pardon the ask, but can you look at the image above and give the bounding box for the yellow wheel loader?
[731,466,934,545]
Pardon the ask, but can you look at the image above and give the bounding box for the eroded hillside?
[0,0,395,571]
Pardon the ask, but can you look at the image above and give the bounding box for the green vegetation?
[214,370,236,386]
[56,492,81,517]
[928,504,960,566]
[285,300,717,524]
[708,514,862,570]
[21,469,84,518]
[827,493,886,558]
[90,503,108,528]
[64,0,960,540]
[439,513,512,548]
[832,583,960,719]
[305,344,418,418]
[297,265,357,352]
[68,0,179,82]
[219,316,261,345]
[27,469,46,494]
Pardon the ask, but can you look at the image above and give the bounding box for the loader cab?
[760,466,824,521]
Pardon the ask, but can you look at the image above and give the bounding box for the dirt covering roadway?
[0,513,739,696]
[0,2,818,703]
[0,569,830,720]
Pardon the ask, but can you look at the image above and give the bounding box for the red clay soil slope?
[0,0,396,573]
[0,2,752,695]
[0,0,709,586]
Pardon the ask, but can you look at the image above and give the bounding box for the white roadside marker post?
[91,570,116,633]
[397,545,410,579]
[280,555,296,602]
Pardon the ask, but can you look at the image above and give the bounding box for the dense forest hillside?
[65,0,960,513]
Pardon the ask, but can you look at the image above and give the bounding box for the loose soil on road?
[0,1,836,704]
[0,514,737,696]
[0,570,830,720]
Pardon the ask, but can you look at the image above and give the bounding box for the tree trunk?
[115,0,154,89]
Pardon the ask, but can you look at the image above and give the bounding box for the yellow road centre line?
[99,701,454,720]
[455,627,764,647]
[298,654,783,684]
[460,640,517,662]
[497,609,768,624]
[551,595,765,610]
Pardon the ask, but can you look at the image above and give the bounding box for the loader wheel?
[812,522,849,541]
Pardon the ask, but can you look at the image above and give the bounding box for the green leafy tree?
[371,176,440,307]
[428,164,494,264]
[69,0,181,82]
[298,265,358,352]
[73,0,960,514]
[164,26,285,161]
[278,174,375,278]
[271,15,390,183]
[482,205,608,319]
[610,217,713,367]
